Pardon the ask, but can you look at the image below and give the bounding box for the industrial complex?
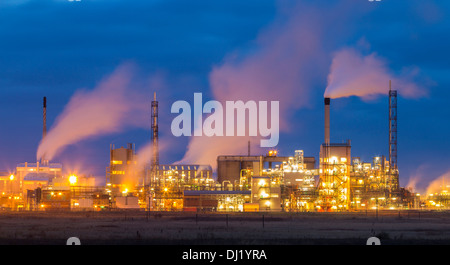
[0,86,448,213]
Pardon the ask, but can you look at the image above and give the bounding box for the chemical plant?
[0,87,448,213]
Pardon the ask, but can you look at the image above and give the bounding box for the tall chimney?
[42,96,48,166]
[151,92,159,168]
[324,97,330,145]
[43,96,47,139]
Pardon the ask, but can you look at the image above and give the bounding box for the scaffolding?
[317,144,351,211]
[389,82,399,194]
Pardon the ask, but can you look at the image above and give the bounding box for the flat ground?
[0,210,449,245]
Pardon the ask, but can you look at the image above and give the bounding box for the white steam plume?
[425,170,450,196]
[324,47,426,100]
[178,2,325,169]
[37,63,147,161]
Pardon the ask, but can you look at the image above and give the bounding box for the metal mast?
[389,81,399,193]
[151,92,159,170]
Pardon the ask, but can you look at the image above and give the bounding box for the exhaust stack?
[42,96,49,166]
[151,92,159,167]
[43,96,47,139]
[324,97,330,145]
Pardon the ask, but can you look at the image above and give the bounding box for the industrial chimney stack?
[151,92,159,169]
[324,97,330,145]
[43,96,47,139]
[41,96,49,166]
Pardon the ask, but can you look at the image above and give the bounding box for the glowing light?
[260,192,269,198]
[9,175,14,181]
[69,175,77,185]
[330,156,338,164]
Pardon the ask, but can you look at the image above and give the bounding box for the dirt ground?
[0,210,449,245]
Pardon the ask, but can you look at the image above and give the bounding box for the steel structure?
[42,97,48,166]
[43,97,47,140]
[151,92,159,168]
[389,81,399,193]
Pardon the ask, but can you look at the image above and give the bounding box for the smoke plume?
[405,164,429,193]
[119,140,166,189]
[177,1,429,170]
[425,170,450,195]
[37,63,146,161]
[178,2,326,169]
[324,47,426,100]
[134,140,169,172]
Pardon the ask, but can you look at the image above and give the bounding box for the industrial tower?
[389,81,399,193]
[318,98,351,211]
[43,96,47,140]
[41,96,49,166]
[151,92,159,174]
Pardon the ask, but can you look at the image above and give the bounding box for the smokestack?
[41,96,49,166]
[324,97,330,145]
[43,96,47,140]
[151,92,159,168]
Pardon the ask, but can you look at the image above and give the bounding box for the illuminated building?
[16,161,63,197]
[106,143,139,195]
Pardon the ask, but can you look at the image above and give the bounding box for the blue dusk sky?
[0,0,449,192]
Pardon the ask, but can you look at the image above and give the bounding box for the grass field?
[0,210,449,245]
